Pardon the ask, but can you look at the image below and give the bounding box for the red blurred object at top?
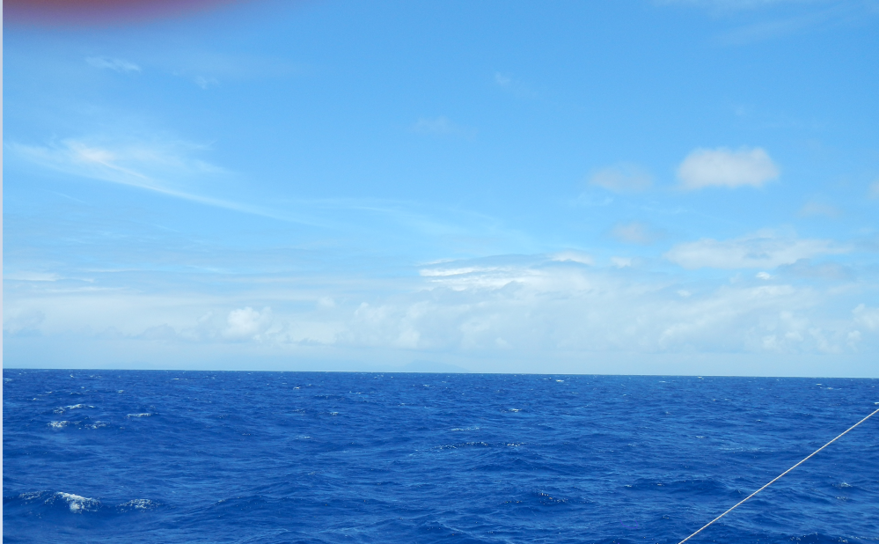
[5,0,251,26]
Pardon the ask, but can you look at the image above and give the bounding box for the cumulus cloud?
[86,56,141,73]
[610,222,663,245]
[224,307,274,340]
[853,304,879,331]
[3,309,46,336]
[5,250,871,371]
[677,147,779,190]
[589,164,653,193]
[665,231,847,269]
[336,257,857,356]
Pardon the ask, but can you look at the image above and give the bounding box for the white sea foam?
[127,413,152,418]
[48,421,68,429]
[451,426,480,432]
[53,492,99,513]
[18,491,43,501]
[66,404,89,410]
[119,498,158,511]
[507,408,520,412]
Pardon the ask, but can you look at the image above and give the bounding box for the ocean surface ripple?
[4,370,878,543]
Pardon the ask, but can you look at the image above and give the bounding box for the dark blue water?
[4,370,878,543]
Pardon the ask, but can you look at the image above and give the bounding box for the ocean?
[3,370,878,543]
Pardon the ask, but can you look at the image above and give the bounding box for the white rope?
[675,406,879,544]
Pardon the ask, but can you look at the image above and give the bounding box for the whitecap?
[508,408,520,412]
[48,421,68,429]
[52,492,100,513]
[127,413,152,418]
[556,380,564,383]
[18,491,44,501]
[119,498,158,511]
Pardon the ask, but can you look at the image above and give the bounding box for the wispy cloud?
[677,146,779,190]
[657,0,834,9]
[610,222,664,245]
[494,72,538,99]
[411,116,476,138]
[799,200,841,218]
[658,0,879,44]
[8,138,300,223]
[550,251,595,265]
[86,56,141,73]
[193,76,220,89]
[869,179,879,199]
[589,164,653,193]
[665,230,847,269]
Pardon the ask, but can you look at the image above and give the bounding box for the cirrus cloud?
[677,146,779,190]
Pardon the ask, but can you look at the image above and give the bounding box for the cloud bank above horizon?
[4,0,878,376]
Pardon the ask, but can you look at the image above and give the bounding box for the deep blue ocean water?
[3,370,878,544]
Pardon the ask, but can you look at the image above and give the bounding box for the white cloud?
[193,76,219,89]
[412,116,475,138]
[677,147,779,190]
[493,72,537,99]
[610,222,663,245]
[494,73,512,87]
[8,138,299,222]
[5,272,63,282]
[657,0,837,10]
[4,309,46,335]
[799,200,841,218]
[86,56,141,73]
[224,307,275,340]
[665,231,847,269]
[589,164,653,193]
[551,251,594,265]
[853,304,879,331]
[5,251,873,371]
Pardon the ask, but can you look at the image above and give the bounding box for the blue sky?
[4,0,879,375]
